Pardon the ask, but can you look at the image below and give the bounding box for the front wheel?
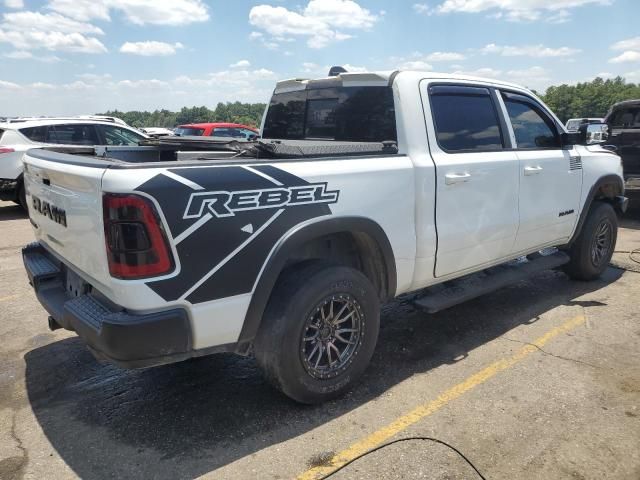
[255,262,380,404]
[563,201,618,281]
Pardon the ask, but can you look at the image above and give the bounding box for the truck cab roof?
[274,70,530,95]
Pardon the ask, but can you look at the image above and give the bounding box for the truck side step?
[413,250,570,314]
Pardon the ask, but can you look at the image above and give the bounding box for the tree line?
[100,77,640,128]
[536,76,640,122]
[99,102,267,129]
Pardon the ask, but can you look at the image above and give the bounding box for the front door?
[499,91,582,253]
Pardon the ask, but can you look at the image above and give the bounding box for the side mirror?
[579,122,609,145]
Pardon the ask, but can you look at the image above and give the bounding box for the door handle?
[524,166,543,176]
[444,173,471,185]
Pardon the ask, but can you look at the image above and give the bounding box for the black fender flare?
[235,216,397,351]
[567,174,625,246]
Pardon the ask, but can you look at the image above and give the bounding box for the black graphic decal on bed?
[135,165,339,304]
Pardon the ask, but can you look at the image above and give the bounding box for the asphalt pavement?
[0,197,639,480]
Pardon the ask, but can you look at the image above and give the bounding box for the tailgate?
[23,150,109,285]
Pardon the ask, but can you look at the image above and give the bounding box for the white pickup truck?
[22,70,627,404]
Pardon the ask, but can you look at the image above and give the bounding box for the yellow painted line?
[298,314,586,480]
[0,294,20,303]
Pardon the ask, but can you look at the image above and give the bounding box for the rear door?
[608,105,640,178]
[424,84,520,277]
[499,91,582,253]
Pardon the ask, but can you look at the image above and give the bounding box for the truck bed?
[31,138,400,168]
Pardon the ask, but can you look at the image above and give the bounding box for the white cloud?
[76,73,112,81]
[426,51,466,62]
[3,11,105,35]
[611,37,640,51]
[303,0,378,29]
[120,41,184,57]
[0,79,21,89]
[47,0,210,26]
[452,67,503,78]
[117,79,170,89]
[341,63,368,73]
[504,66,551,89]
[249,0,379,49]
[413,4,433,15]
[435,0,610,23]
[392,51,464,70]
[4,51,32,59]
[0,11,107,53]
[609,51,640,64]
[3,51,63,63]
[4,0,24,8]
[230,60,251,69]
[481,43,580,58]
[400,60,433,70]
[609,37,640,64]
[506,66,549,80]
[0,30,107,53]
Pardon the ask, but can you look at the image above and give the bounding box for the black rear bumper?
[22,243,193,368]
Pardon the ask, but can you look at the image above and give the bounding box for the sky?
[0,0,639,116]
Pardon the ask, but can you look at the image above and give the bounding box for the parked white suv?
[0,117,148,209]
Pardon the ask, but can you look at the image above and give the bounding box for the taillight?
[0,147,15,155]
[103,193,174,279]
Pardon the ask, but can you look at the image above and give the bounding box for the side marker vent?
[569,156,582,171]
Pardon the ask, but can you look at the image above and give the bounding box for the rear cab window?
[262,86,397,142]
[609,107,640,128]
[428,85,504,152]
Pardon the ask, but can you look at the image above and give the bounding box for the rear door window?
[429,85,504,152]
[263,86,397,142]
[101,125,145,145]
[49,124,100,145]
[501,93,561,149]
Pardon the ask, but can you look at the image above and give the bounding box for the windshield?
[262,86,397,142]
[175,127,205,136]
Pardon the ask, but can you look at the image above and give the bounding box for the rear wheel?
[563,201,617,280]
[255,262,380,404]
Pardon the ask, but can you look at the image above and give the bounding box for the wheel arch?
[235,216,397,352]
[567,174,625,246]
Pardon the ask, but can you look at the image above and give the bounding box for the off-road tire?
[563,201,617,281]
[254,262,380,404]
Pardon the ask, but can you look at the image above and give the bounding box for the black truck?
[605,99,640,189]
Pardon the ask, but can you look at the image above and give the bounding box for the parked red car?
[174,122,259,139]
